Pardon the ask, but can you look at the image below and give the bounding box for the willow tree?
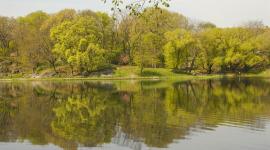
[163,29,195,71]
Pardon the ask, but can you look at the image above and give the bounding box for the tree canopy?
[0,8,269,77]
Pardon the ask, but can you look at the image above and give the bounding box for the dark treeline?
[0,8,269,76]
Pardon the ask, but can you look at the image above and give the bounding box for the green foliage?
[0,8,269,77]
[133,32,161,73]
[0,17,17,74]
[15,11,50,73]
[51,16,109,74]
[197,28,268,73]
[164,29,194,70]
[129,8,188,71]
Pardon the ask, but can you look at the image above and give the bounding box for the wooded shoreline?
[0,8,269,77]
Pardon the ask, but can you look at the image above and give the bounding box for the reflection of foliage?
[0,79,269,149]
[120,89,195,148]
[0,98,18,141]
[52,96,108,145]
[51,89,124,147]
[0,99,17,121]
[165,79,270,128]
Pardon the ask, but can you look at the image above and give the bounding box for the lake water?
[0,78,270,150]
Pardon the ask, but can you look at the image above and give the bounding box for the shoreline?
[0,74,268,82]
[1,66,268,81]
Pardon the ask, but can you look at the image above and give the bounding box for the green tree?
[164,29,195,71]
[221,28,266,72]
[255,30,270,67]
[40,9,77,74]
[130,8,188,67]
[0,17,17,74]
[50,16,109,75]
[197,28,224,74]
[133,32,160,74]
[15,11,49,73]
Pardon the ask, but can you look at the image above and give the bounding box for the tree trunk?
[189,56,196,73]
[52,62,58,74]
[207,64,213,74]
[69,64,74,76]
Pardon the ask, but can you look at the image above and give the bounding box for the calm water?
[0,78,270,150]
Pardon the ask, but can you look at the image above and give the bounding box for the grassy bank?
[113,66,223,79]
[242,69,270,77]
[0,66,269,81]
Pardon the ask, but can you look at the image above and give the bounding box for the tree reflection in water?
[0,78,269,150]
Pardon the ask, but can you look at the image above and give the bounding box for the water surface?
[0,78,270,150]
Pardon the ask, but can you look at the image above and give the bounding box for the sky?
[0,0,269,27]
